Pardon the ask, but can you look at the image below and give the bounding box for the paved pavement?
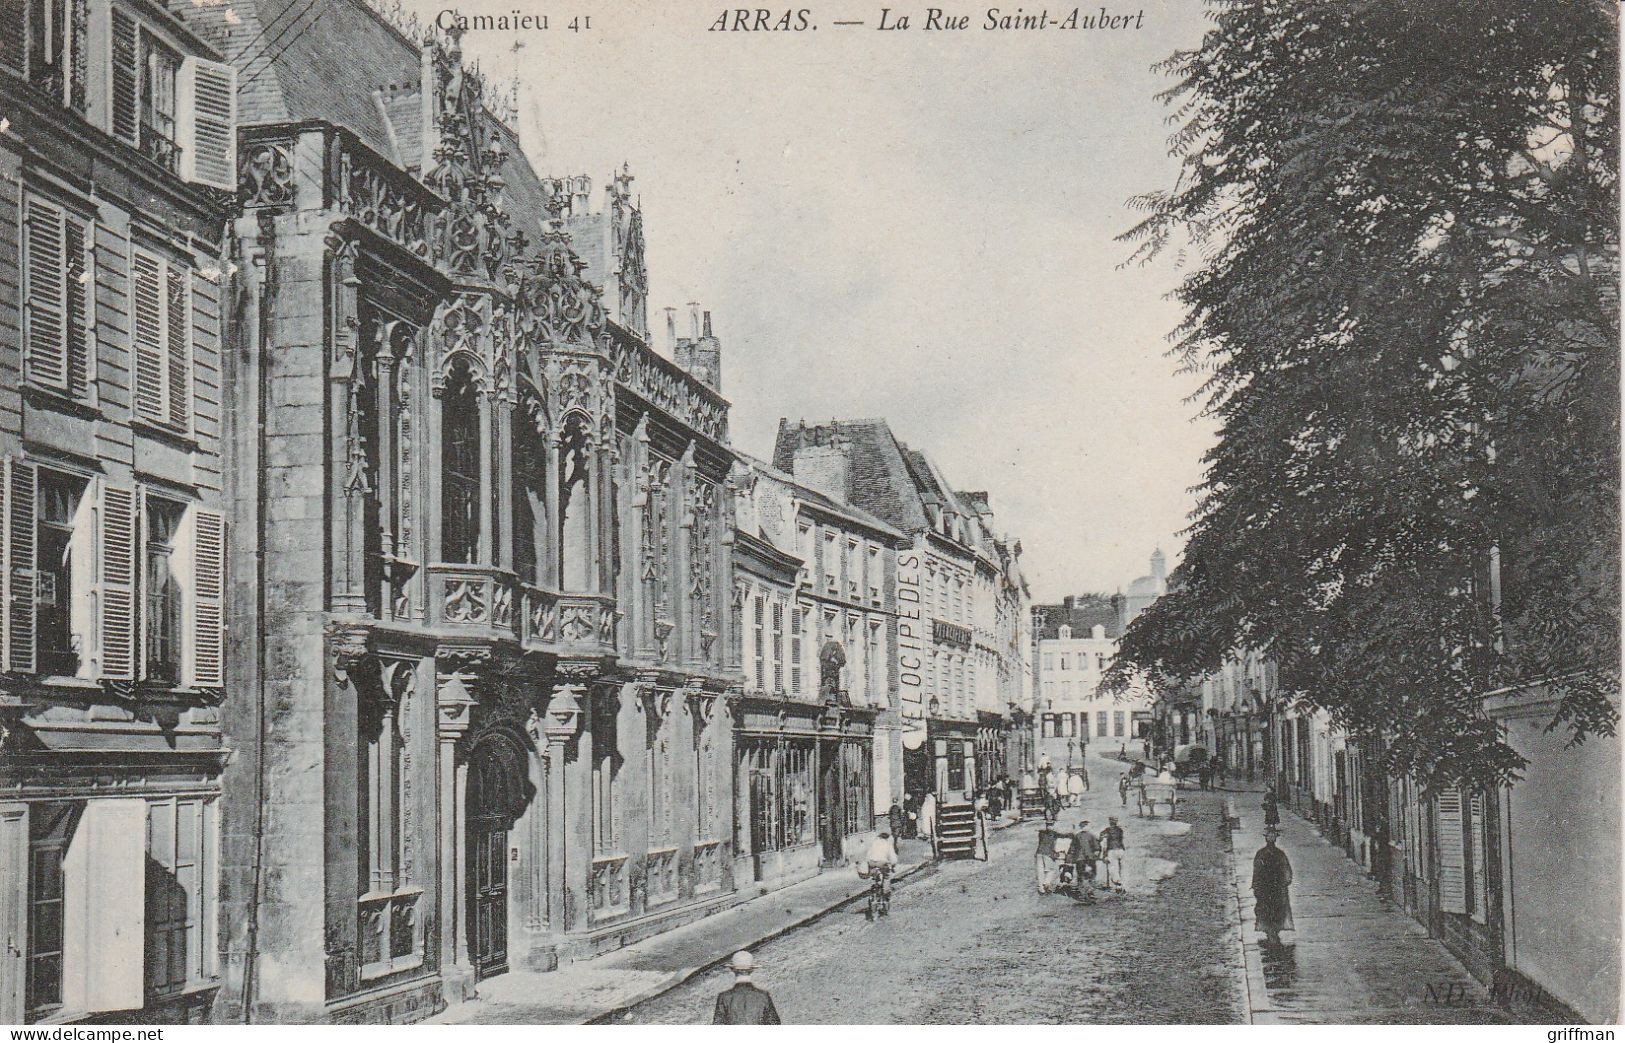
[1229,784,1516,1024]
[431,836,943,1024]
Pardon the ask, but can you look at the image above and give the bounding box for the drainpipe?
[241,210,277,1022]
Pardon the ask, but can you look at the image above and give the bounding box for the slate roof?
[772,419,929,534]
[736,451,906,547]
[1031,596,1122,641]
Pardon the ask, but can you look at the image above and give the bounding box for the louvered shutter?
[1436,787,1467,915]
[64,216,91,399]
[97,483,138,681]
[187,508,224,687]
[0,0,23,73]
[1469,792,1489,924]
[110,11,139,145]
[177,57,236,190]
[23,198,67,390]
[165,264,190,429]
[3,460,36,674]
[132,251,165,423]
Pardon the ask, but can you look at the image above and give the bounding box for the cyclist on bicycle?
[865,827,900,896]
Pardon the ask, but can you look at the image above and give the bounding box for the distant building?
[731,453,905,891]
[1031,617,1153,768]
[1117,547,1167,631]
[772,420,1031,804]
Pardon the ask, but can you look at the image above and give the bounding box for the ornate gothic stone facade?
[197,7,739,1023]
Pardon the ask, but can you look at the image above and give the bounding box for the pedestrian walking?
[1066,770,1085,808]
[1118,772,1130,807]
[887,799,906,843]
[713,950,781,1024]
[1069,818,1101,901]
[1035,825,1061,894]
[1252,829,1294,944]
[1263,790,1281,828]
[1101,816,1126,891]
[918,790,937,845]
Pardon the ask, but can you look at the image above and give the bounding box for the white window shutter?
[178,57,237,191]
[165,265,191,429]
[64,215,92,400]
[23,197,67,390]
[97,482,138,681]
[110,11,140,145]
[1436,786,1467,915]
[132,251,165,423]
[5,459,37,674]
[186,507,224,688]
[62,799,145,1014]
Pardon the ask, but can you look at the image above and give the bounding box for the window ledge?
[360,954,425,982]
[131,417,198,451]
[41,675,100,690]
[23,383,101,419]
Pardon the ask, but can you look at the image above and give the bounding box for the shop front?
[733,697,875,892]
[902,718,982,803]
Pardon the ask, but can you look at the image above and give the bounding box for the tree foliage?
[1108,0,1620,786]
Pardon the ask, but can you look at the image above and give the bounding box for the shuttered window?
[1436,787,1467,915]
[130,249,191,431]
[4,460,38,674]
[1469,792,1490,925]
[110,10,139,144]
[144,797,216,996]
[176,57,236,190]
[186,508,225,688]
[97,484,138,681]
[22,197,93,399]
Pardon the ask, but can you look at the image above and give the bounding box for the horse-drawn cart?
[1137,779,1181,819]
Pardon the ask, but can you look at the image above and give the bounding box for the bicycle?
[865,862,894,920]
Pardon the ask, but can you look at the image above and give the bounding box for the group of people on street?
[1034,815,1128,901]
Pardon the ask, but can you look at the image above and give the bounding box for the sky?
[406,0,1215,600]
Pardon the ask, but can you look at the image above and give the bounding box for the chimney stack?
[672,303,723,392]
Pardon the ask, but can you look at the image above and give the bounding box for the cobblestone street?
[618,753,1244,1024]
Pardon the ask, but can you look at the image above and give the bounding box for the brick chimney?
[792,441,851,501]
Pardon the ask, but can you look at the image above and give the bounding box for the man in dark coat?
[1252,829,1294,944]
[887,799,907,842]
[713,950,781,1024]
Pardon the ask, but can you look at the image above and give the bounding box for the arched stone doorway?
[465,726,531,981]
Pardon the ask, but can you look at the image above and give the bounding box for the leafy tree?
[1107,0,1619,786]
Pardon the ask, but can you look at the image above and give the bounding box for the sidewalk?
[431,824,1021,1025]
[1229,788,1512,1025]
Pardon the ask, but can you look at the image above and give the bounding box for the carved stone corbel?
[544,683,585,742]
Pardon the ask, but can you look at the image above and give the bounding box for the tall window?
[26,804,75,1019]
[822,531,836,591]
[867,544,881,603]
[770,600,784,693]
[14,0,88,111]
[130,249,191,429]
[591,692,619,854]
[1097,711,1108,738]
[1114,711,1125,737]
[558,417,592,589]
[22,196,93,400]
[145,797,216,998]
[867,620,882,704]
[36,472,88,676]
[440,369,481,564]
[846,539,859,598]
[751,594,765,691]
[138,31,179,171]
[143,496,184,683]
[513,405,546,584]
[789,605,803,695]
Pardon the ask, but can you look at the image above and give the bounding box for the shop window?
[144,797,217,998]
[26,804,77,1019]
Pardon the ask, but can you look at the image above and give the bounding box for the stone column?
[435,668,477,1003]
[542,682,583,937]
[328,233,368,615]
